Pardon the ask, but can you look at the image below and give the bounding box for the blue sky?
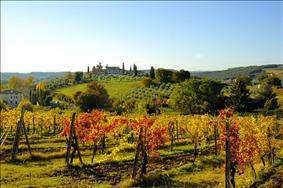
[1,1,282,72]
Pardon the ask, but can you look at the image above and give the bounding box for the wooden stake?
[132,127,143,179]
[53,115,56,135]
[214,124,218,155]
[225,119,231,188]
[65,113,83,166]
[11,109,32,161]
[65,113,75,166]
[11,109,25,161]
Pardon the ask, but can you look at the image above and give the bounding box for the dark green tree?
[133,64,138,76]
[150,66,155,79]
[77,94,101,112]
[168,79,226,114]
[156,68,173,83]
[229,76,251,111]
[173,69,191,83]
[254,81,278,110]
[74,72,83,83]
[266,77,282,88]
[77,81,110,112]
[130,65,132,75]
[142,77,154,88]
[256,72,269,82]
[96,62,103,70]
[122,62,125,75]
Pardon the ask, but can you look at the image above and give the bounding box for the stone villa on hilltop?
[0,90,22,107]
[90,62,144,76]
[91,64,123,75]
[105,65,123,75]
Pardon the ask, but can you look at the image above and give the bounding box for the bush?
[142,77,155,88]
[77,81,110,112]
[264,98,278,111]
[0,99,8,112]
[18,98,33,112]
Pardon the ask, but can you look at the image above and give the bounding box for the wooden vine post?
[11,108,33,161]
[65,113,83,166]
[132,127,143,179]
[53,115,56,135]
[225,118,231,188]
[168,121,175,151]
[214,124,218,156]
[32,115,35,134]
[141,127,148,177]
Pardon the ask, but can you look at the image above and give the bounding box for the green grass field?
[54,80,141,99]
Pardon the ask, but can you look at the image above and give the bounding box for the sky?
[1,1,282,73]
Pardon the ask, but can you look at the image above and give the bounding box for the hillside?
[1,72,66,82]
[265,66,283,107]
[191,64,282,80]
[54,80,141,99]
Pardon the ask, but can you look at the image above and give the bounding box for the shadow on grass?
[132,174,219,188]
[6,152,66,164]
[250,157,283,188]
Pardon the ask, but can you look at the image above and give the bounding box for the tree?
[87,66,90,73]
[0,99,7,112]
[257,72,282,88]
[156,68,173,83]
[8,76,28,93]
[133,64,138,76]
[150,66,155,79]
[172,69,191,83]
[168,79,226,114]
[64,72,74,80]
[77,81,110,112]
[73,91,83,102]
[130,65,132,75]
[266,77,282,88]
[18,98,33,112]
[122,62,125,75]
[257,72,269,83]
[36,81,50,106]
[142,77,154,88]
[229,76,251,111]
[26,76,34,86]
[74,72,83,83]
[96,62,103,70]
[253,82,278,110]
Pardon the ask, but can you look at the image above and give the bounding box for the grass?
[54,80,141,99]
[100,80,141,99]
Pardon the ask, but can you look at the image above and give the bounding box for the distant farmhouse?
[105,65,122,75]
[0,90,22,107]
[89,62,145,76]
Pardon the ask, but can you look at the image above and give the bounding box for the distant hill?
[1,72,66,82]
[191,64,282,80]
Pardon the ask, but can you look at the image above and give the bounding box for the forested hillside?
[191,64,282,80]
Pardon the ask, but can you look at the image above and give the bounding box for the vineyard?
[124,83,174,101]
[1,109,283,187]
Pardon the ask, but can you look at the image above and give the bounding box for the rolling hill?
[1,72,66,82]
[191,64,282,80]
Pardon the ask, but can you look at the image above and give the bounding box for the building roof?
[106,66,120,70]
[0,90,22,94]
